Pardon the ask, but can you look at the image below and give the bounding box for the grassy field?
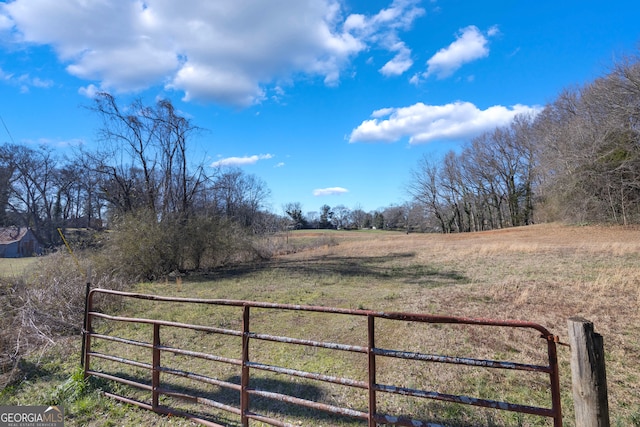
[1,223,639,426]
[0,256,38,278]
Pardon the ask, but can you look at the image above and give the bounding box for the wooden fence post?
[567,317,610,427]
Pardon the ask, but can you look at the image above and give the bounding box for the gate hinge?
[542,334,570,347]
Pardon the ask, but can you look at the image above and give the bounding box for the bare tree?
[154,99,204,217]
[3,144,61,244]
[0,144,18,226]
[350,205,368,229]
[87,93,203,219]
[410,114,539,233]
[331,205,351,229]
[534,55,640,224]
[409,154,455,232]
[212,168,271,231]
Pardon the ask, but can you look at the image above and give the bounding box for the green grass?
[0,257,39,278]
[2,225,640,426]
[77,254,558,426]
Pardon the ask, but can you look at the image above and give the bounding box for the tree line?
[0,93,278,278]
[2,51,640,266]
[284,202,388,230]
[407,53,640,231]
[281,52,640,233]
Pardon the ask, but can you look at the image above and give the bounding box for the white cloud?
[379,42,413,76]
[0,8,12,31]
[78,84,100,98]
[0,68,12,81]
[349,101,542,144]
[211,154,274,168]
[2,0,424,106]
[29,76,53,88]
[0,69,53,92]
[313,187,349,196]
[347,0,424,78]
[487,25,500,37]
[419,25,495,80]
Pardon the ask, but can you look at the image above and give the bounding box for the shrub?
[98,210,260,280]
[0,251,129,390]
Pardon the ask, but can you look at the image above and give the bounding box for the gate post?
[241,305,250,427]
[81,280,91,366]
[152,323,161,409]
[567,317,610,427]
[82,288,93,378]
[367,315,377,427]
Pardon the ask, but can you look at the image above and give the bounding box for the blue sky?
[1,1,639,215]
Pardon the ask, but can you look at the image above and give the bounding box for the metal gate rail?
[83,288,562,426]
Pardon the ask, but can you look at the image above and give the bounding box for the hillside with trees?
[408,54,640,231]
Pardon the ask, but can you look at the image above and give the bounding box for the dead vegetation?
[279,224,640,425]
[0,252,128,390]
[1,223,639,426]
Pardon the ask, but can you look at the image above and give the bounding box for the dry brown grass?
[281,224,640,426]
[6,223,638,426]
[0,252,129,391]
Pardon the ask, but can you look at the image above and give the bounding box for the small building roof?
[0,227,30,244]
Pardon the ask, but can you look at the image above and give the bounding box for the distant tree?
[306,211,319,228]
[382,205,407,230]
[403,201,426,232]
[410,113,538,233]
[408,155,451,232]
[212,168,271,231]
[439,151,467,232]
[462,135,506,230]
[373,211,384,229]
[362,212,373,229]
[0,142,105,239]
[350,206,368,229]
[331,204,350,229]
[2,144,62,245]
[0,144,17,226]
[318,204,334,229]
[284,202,308,229]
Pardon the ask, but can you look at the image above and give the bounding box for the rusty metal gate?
[83,288,563,426]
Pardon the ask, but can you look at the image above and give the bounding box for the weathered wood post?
[567,317,610,427]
